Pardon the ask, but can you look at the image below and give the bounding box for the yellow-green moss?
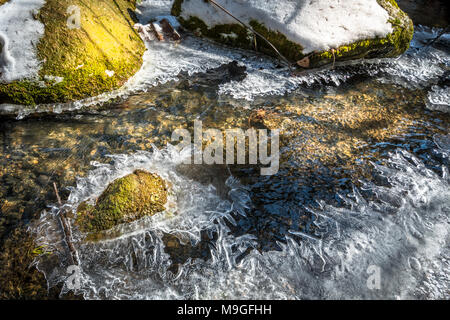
[171,0,183,17]
[0,227,53,299]
[179,16,253,49]
[75,170,168,234]
[0,0,146,105]
[173,0,413,68]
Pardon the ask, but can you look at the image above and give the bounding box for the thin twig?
[331,49,336,69]
[53,182,79,266]
[207,0,294,70]
[53,182,62,205]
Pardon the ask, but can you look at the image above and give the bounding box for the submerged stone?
[0,0,145,105]
[75,170,168,234]
[172,0,414,68]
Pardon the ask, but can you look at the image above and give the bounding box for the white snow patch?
[220,32,238,40]
[43,75,64,85]
[0,0,46,81]
[180,0,393,53]
[105,69,115,77]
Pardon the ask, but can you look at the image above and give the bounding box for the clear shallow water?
[0,2,449,299]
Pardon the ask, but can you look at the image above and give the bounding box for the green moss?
[383,0,400,9]
[75,170,168,234]
[0,227,53,299]
[173,0,413,69]
[171,0,183,16]
[249,20,305,62]
[0,0,146,105]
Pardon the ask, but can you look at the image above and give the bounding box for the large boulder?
[172,0,414,68]
[0,0,145,105]
[75,170,168,235]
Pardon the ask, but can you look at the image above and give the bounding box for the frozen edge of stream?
[30,137,450,300]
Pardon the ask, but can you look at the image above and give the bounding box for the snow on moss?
[0,0,46,81]
[179,0,393,54]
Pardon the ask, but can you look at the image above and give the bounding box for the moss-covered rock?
[75,170,168,234]
[0,0,146,105]
[172,0,414,68]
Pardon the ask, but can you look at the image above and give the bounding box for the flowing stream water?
[0,1,449,299]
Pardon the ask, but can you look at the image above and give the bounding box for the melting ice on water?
[31,138,450,299]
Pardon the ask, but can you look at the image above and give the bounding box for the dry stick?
[207,0,294,70]
[53,182,79,266]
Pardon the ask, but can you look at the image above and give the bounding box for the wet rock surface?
[75,170,168,235]
[173,0,414,68]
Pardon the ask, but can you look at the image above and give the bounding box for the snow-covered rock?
[172,0,414,68]
[0,0,146,105]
